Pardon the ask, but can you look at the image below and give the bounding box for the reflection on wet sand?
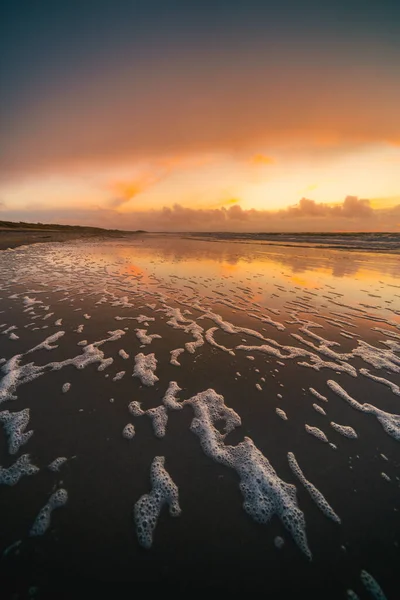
[0,234,399,598]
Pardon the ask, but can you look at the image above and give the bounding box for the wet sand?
[0,227,137,251]
[0,235,399,599]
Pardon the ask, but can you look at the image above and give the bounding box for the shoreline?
[0,228,142,251]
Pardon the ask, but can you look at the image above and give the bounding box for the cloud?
[1,196,397,233]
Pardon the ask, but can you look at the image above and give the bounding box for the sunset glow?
[1,1,400,231]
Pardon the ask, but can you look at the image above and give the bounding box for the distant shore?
[0,222,146,250]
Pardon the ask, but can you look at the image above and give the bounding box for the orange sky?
[1,1,400,231]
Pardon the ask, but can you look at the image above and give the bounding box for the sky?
[1,0,400,232]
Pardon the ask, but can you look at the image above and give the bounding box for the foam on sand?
[287,452,340,524]
[122,423,135,439]
[330,422,358,439]
[146,406,168,438]
[113,371,125,381]
[205,327,235,355]
[327,380,400,441]
[135,329,162,346]
[181,389,311,559]
[30,488,68,536]
[118,349,129,360]
[352,340,400,373]
[360,368,400,396]
[309,388,328,402]
[0,454,39,486]
[0,408,33,454]
[360,570,387,600]
[134,456,181,549]
[305,425,329,443]
[62,382,71,393]
[48,457,68,472]
[132,353,159,386]
[276,408,288,420]
[313,404,326,416]
[27,331,65,353]
[162,381,183,410]
[170,348,184,366]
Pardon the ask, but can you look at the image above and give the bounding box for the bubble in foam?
[133,353,159,386]
[123,423,135,439]
[330,422,358,439]
[287,452,340,524]
[0,454,39,486]
[48,457,68,472]
[181,389,311,559]
[360,570,387,600]
[62,382,71,393]
[134,456,181,549]
[30,488,68,536]
[305,425,329,443]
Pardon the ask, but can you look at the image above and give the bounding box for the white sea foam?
[313,404,326,416]
[0,454,39,486]
[305,425,329,443]
[170,348,184,366]
[135,328,162,346]
[119,349,129,360]
[327,380,400,441]
[360,570,387,600]
[276,408,288,420]
[287,452,340,523]
[30,489,68,536]
[205,327,235,355]
[133,353,159,386]
[48,457,68,472]
[62,382,71,393]
[134,456,181,549]
[330,422,358,439]
[27,331,65,353]
[162,381,183,410]
[360,368,400,396]
[122,423,135,439]
[146,406,168,438]
[181,389,311,559]
[0,409,33,454]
